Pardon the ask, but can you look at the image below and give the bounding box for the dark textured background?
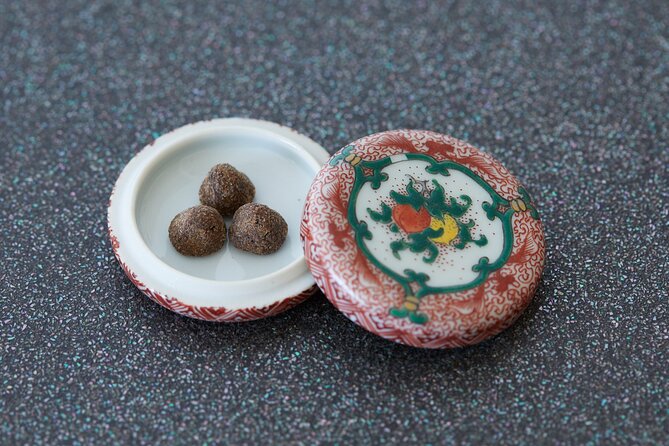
[1,0,668,444]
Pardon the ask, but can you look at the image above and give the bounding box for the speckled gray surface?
[1,0,668,444]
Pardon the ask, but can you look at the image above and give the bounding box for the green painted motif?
[367,202,392,224]
[368,178,488,264]
[334,150,540,325]
[390,227,443,264]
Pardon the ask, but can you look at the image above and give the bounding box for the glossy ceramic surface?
[302,130,545,348]
[108,118,329,321]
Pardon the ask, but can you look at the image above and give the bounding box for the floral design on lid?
[302,130,545,348]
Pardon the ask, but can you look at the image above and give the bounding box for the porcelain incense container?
[109,119,545,348]
[301,130,545,348]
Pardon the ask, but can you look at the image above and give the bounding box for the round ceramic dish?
[108,118,329,321]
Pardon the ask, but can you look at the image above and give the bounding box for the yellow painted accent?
[404,301,418,311]
[429,215,459,244]
[510,200,520,212]
[519,199,527,211]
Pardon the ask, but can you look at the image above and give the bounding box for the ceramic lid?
[301,129,545,348]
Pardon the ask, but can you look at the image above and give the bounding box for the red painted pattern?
[107,226,316,322]
[301,129,545,348]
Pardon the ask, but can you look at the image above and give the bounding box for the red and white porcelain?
[108,118,329,322]
[109,120,545,344]
[301,130,545,348]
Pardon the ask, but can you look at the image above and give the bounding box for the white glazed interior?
[108,118,329,310]
[135,130,318,281]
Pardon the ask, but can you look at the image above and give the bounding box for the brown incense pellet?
[199,163,255,217]
[229,203,288,255]
[168,205,227,256]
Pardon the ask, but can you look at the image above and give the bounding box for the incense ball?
[199,163,255,216]
[168,205,227,256]
[229,203,288,255]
